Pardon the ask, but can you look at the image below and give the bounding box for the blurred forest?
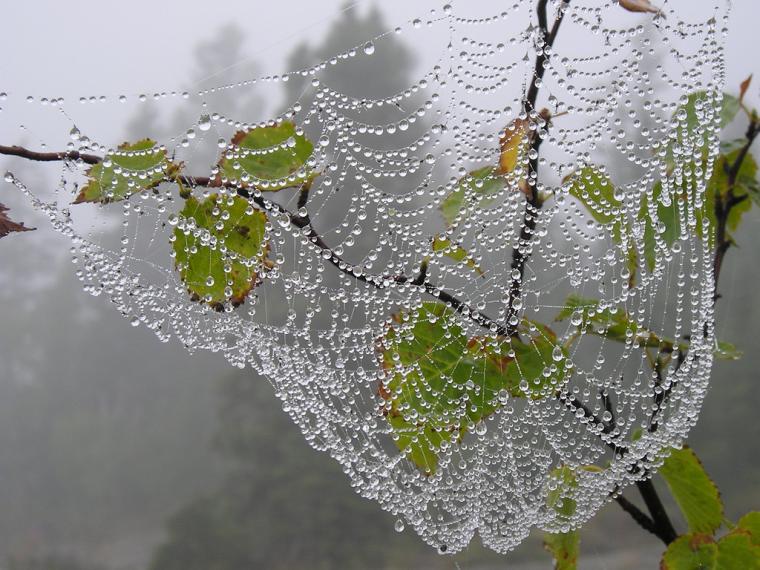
[0,5,758,570]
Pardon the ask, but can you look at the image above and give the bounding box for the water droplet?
[69,127,81,141]
[198,114,212,131]
[363,41,375,55]
[4,172,14,183]
[552,346,565,362]
[394,519,405,532]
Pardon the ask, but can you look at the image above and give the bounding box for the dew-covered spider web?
[2,0,731,554]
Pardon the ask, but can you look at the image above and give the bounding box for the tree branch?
[0,144,101,165]
[713,116,760,298]
[635,479,678,544]
[0,144,509,336]
[614,495,660,539]
[506,0,569,336]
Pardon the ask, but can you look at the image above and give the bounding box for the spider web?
[2,0,729,554]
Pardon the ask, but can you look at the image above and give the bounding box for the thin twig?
[0,144,100,165]
[506,0,570,336]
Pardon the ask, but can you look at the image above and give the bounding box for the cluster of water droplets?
[2,0,729,555]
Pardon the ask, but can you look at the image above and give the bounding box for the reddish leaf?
[740,75,753,104]
[619,0,663,15]
[0,202,34,239]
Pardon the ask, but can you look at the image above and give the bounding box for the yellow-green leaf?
[440,166,507,227]
[555,294,660,348]
[379,303,567,473]
[737,512,760,547]
[659,531,760,570]
[565,165,624,243]
[547,466,578,519]
[708,150,758,235]
[498,118,529,175]
[716,532,760,570]
[660,446,724,535]
[172,194,269,309]
[431,235,484,276]
[74,139,172,204]
[637,180,687,271]
[714,340,742,361]
[218,122,316,191]
[661,534,718,570]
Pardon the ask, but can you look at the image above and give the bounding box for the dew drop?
[198,114,212,131]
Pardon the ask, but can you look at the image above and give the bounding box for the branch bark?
[635,479,678,544]
[506,0,569,336]
[713,116,760,298]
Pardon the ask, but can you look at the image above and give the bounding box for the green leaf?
[720,93,741,128]
[661,534,718,570]
[74,139,173,204]
[172,194,270,309]
[637,179,690,271]
[660,446,724,535]
[439,166,507,226]
[387,415,454,475]
[555,294,660,348]
[737,512,760,547]
[676,91,734,148]
[708,150,758,234]
[714,340,742,361]
[218,122,316,191]
[544,531,579,570]
[379,303,567,473]
[716,532,760,570]
[431,235,484,276]
[565,166,624,242]
[547,466,578,518]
